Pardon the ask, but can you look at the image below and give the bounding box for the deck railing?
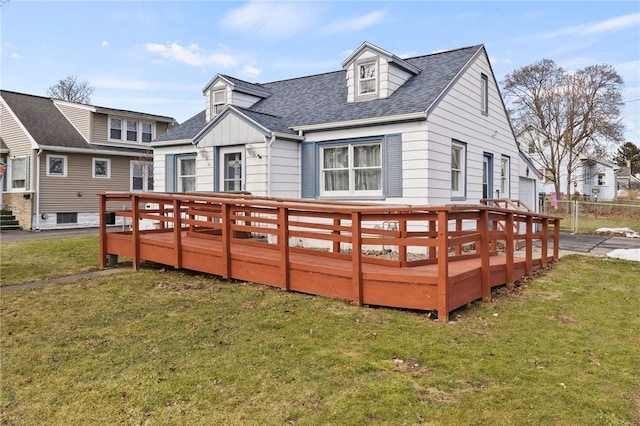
[99,192,560,322]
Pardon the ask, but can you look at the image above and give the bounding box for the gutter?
[291,112,426,133]
[34,149,42,231]
[267,134,276,197]
[40,145,152,158]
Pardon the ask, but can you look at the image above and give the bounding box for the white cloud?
[101,41,109,47]
[144,42,237,68]
[10,53,21,59]
[581,13,640,35]
[237,65,261,80]
[322,10,387,34]
[222,1,324,40]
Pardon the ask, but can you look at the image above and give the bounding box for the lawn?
[1,238,639,425]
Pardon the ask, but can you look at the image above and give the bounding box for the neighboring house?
[616,165,640,197]
[0,90,176,230]
[153,42,535,211]
[523,133,618,202]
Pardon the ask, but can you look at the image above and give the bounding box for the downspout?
[34,149,42,231]
[267,134,275,197]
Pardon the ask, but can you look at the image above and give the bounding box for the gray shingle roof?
[155,110,206,142]
[1,90,91,149]
[159,44,484,141]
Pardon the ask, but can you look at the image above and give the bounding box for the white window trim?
[212,89,226,116]
[501,156,510,197]
[356,60,378,97]
[320,142,383,197]
[130,160,154,192]
[108,115,156,144]
[9,155,28,190]
[177,156,197,192]
[46,154,68,177]
[597,173,605,186]
[451,142,466,199]
[92,158,111,179]
[481,73,489,115]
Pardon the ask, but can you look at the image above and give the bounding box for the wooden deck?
[99,192,560,322]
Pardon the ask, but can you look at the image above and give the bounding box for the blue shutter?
[385,134,402,197]
[165,154,175,192]
[300,142,316,198]
[213,147,219,192]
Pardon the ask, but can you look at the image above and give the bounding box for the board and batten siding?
[426,51,520,206]
[55,102,92,141]
[39,152,136,213]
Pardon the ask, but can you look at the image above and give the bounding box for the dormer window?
[109,116,155,143]
[213,90,226,115]
[358,61,377,95]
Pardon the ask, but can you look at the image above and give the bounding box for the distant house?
[153,42,536,211]
[523,132,618,202]
[0,90,176,230]
[617,165,640,197]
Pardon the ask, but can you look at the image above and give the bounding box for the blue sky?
[1,1,639,148]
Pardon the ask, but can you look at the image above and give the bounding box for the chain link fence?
[541,199,640,233]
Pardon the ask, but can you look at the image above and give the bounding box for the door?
[219,147,244,192]
[483,153,493,199]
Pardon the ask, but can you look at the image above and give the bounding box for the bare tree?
[47,75,95,104]
[503,59,625,196]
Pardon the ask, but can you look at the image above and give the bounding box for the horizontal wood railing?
[99,192,561,322]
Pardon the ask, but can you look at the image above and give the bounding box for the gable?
[195,108,269,148]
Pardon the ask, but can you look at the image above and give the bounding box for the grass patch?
[0,236,101,285]
[1,239,639,424]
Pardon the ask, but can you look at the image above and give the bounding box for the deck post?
[399,218,407,266]
[428,218,437,259]
[332,217,341,254]
[541,217,549,267]
[525,215,533,274]
[553,218,560,260]
[479,209,491,302]
[222,202,231,279]
[131,194,140,271]
[436,210,449,323]
[173,198,182,269]
[351,211,363,306]
[99,194,107,268]
[279,206,290,290]
[455,219,463,256]
[505,211,514,288]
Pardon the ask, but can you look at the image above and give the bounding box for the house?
[0,90,176,230]
[153,42,536,212]
[616,165,640,197]
[522,130,619,202]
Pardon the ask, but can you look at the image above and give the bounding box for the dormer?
[342,42,421,103]
[203,74,271,123]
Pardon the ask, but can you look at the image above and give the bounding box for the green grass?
[0,236,101,285]
[1,239,639,425]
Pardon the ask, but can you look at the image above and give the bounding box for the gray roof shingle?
[158,44,483,141]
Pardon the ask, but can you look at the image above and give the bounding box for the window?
[141,123,153,142]
[481,73,489,114]
[358,61,377,96]
[598,173,605,186]
[93,158,111,178]
[177,156,196,192]
[46,154,67,177]
[110,118,122,140]
[57,212,77,224]
[501,156,510,197]
[212,90,226,115]
[321,143,382,196]
[528,141,536,154]
[10,156,28,189]
[126,121,138,142]
[222,151,242,191]
[451,142,466,198]
[545,168,554,182]
[131,161,154,191]
[109,116,155,143]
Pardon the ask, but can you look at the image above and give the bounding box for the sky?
[1,1,639,151]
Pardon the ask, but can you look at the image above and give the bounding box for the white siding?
[152,142,196,192]
[426,52,520,206]
[269,140,300,198]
